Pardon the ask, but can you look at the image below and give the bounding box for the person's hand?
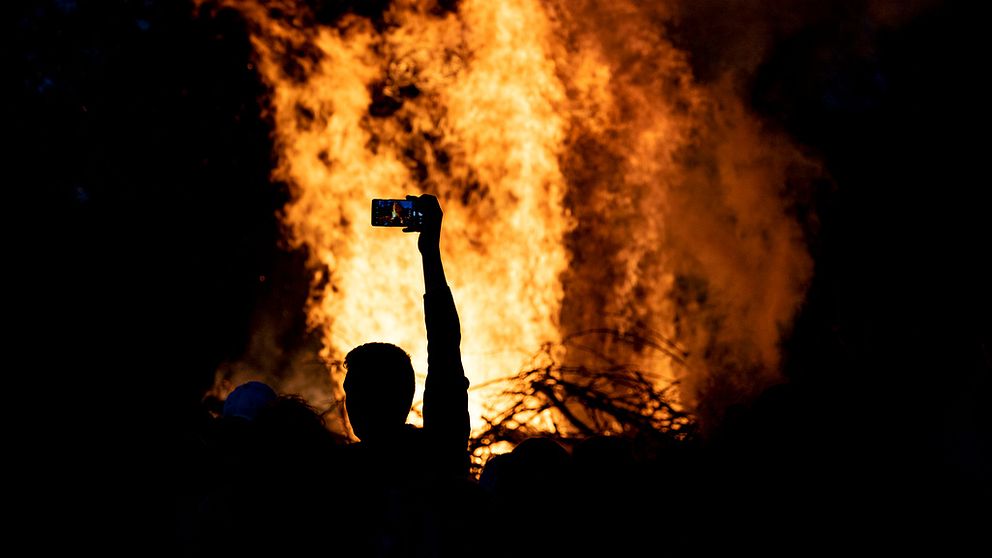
[403,194,442,253]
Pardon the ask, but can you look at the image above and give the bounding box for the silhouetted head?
[343,342,415,442]
[255,395,336,452]
[222,381,277,422]
[496,438,571,500]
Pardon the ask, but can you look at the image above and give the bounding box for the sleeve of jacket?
[422,285,470,479]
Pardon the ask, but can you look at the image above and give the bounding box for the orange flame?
[201,0,816,434]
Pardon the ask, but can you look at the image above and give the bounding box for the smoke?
[207,246,349,429]
[197,0,850,430]
[547,0,820,426]
[663,0,943,82]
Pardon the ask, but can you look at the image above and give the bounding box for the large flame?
[201,0,816,433]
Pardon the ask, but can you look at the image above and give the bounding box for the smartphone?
[371,198,423,227]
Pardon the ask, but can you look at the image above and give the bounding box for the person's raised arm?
[410,195,447,296]
[405,194,470,478]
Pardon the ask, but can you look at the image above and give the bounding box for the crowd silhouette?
[17,2,986,553]
[176,195,979,557]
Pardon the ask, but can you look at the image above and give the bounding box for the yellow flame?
[207,0,576,430]
[201,0,816,434]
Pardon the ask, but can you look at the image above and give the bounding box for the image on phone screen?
[371,199,423,227]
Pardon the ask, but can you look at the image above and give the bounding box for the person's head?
[222,381,277,422]
[255,395,336,451]
[343,342,415,442]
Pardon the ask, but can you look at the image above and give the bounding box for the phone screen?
[371,199,423,227]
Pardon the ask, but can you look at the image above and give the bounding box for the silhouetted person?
[499,437,571,498]
[341,194,471,557]
[570,435,655,554]
[479,438,573,558]
[250,395,348,554]
[190,388,350,556]
[211,381,278,477]
[222,380,277,421]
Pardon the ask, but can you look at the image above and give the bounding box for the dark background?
[10,0,988,544]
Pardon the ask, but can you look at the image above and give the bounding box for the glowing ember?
[200,0,816,434]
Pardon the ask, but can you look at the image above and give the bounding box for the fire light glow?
[200,0,816,435]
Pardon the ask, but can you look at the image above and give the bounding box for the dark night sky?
[10,0,989,541]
